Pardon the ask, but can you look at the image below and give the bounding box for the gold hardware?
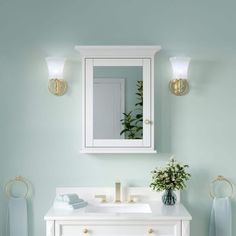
[5,176,31,199]
[128,195,140,203]
[148,228,154,234]
[48,79,67,96]
[95,194,107,203]
[144,119,151,125]
[209,175,234,198]
[169,79,189,96]
[115,182,121,203]
[83,228,89,234]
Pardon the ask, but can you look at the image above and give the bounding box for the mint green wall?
[1,0,236,236]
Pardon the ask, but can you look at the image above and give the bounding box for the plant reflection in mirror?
[120,80,143,139]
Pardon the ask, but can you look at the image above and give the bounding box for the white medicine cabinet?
[75,46,161,153]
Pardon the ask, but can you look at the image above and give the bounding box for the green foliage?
[150,158,191,191]
[120,80,143,139]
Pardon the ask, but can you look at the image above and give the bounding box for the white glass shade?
[170,57,191,79]
[46,57,65,79]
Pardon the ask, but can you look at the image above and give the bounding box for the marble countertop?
[44,202,192,221]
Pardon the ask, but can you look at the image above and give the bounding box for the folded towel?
[55,193,81,204]
[8,197,28,236]
[53,201,88,210]
[209,197,232,236]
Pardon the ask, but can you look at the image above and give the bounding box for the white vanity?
[45,187,191,236]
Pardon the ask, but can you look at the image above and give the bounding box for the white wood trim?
[80,148,157,153]
[53,220,183,225]
[94,58,143,66]
[93,139,143,147]
[75,45,161,58]
[55,222,60,236]
[182,221,190,236]
[85,59,94,146]
[82,55,86,150]
[46,220,54,236]
[142,58,151,147]
[151,56,155,150]
[175,221,182,236]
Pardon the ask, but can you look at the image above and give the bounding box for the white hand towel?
[8,197,28,236]
[209,197,232,236]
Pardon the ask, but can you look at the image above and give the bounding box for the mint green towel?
[209,197,232,236]
[55,193,81,204]
[8,197,28,236]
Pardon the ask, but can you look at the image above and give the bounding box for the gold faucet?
[115,182,121,203]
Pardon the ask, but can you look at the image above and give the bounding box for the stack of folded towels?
[53,193,88,210]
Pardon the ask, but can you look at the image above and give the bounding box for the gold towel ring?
[209,175,234,198]
[5,176,30,199]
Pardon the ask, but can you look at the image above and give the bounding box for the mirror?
[93,66,143,140]
[76,45,161,153]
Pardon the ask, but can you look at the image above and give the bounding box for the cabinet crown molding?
[75,45,161,58]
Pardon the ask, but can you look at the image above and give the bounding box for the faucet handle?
[115,182,121,203]
[128,195,140,203]
[95,194,107,203]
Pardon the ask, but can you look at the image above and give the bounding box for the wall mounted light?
[169,57,191,96]
[46,57,67,96]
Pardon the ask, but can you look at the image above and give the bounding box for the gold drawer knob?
[145,119,151,124]
[148,228,154,234]
[83,228,89,234]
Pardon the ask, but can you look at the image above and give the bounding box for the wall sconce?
[169,57,191,96]
[46,57,67,96]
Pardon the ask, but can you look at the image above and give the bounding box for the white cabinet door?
[85,58,151,148]
[76,45,161,153]
[55,221,181,236]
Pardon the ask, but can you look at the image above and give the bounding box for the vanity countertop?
[44,202,192,221]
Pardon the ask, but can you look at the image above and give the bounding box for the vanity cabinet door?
[55,221,181,236]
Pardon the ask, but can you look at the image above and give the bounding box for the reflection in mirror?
[93,66,143,140]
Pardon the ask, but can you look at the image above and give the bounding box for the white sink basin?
[86,203,152,213]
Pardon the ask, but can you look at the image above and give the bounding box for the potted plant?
[150,158,191,205]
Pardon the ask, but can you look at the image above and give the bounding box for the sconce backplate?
[48,79,67,96]
[169,79,189,96]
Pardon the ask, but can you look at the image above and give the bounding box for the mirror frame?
[75,46,161,153]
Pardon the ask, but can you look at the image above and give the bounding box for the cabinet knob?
[148,228,154,234]
[145,119,151,124]
[83,228,89,234]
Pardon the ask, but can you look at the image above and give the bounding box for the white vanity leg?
[182,221,190,236]
[46,220,55,236]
